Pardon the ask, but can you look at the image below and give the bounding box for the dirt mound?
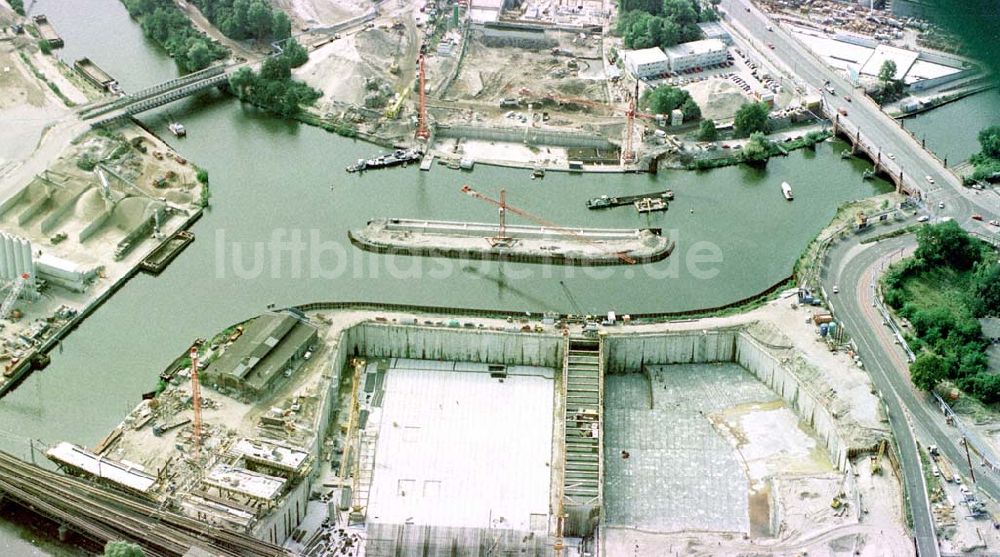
[109,197,152,231]
[73,187,107,221]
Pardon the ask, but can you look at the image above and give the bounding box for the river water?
[0,0,935,553]
[904,89,1000,164]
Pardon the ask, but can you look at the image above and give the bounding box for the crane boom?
[416,48,429,140]
[0,274,29,319]
[460,185,636,264]
[189,346,202,457]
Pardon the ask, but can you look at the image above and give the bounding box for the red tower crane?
[189,346,202,457]
[416,48,430,141]
[460,185,636,264]
[622,81,640,163]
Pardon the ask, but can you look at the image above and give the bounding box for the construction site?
[0,16,205,396]
[40,290,917,556]
[287,0,830,172]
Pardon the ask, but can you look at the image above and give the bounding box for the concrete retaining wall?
[78,209,112,243]
[344,321,564,368]
[436,124,613,149]
[734,332,849,470]
[603,329,739,373]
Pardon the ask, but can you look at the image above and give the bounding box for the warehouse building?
[623,47,670,79]
[204,312,318,399]
[663,38,728,72]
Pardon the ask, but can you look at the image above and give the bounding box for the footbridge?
[78,63,241,126]
[0,449,289,557]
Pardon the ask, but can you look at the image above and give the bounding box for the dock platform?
[420,155,434,171]
[349,219,674,266]
[587,190,673,210]
[32,15,63,48]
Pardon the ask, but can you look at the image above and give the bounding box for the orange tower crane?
[460,185,636,264]
[416,48,430,140]
[189,346,202,457]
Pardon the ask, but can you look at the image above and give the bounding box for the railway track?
[0,450,291,557]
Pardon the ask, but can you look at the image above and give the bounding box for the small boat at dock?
[781,181,793,200]
[587,189,673,210]
[635,198,668,213]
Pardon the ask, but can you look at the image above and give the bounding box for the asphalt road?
[722,0,1000,233]
[822,235,937,556]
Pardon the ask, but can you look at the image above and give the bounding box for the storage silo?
[0,235,10,281]
[19,238,34,287]
[1,233,18,281]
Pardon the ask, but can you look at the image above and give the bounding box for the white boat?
[168,122,186,137]
[781,181,793,200]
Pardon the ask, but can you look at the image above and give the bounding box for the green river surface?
[13,0,991,553]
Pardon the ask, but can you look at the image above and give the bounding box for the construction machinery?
[871,439,885,475]
[460,185,637,264]
[0,274,30,320]
[384,80,414,119]
[415,45,429,140]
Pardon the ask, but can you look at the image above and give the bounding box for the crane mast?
[460,185,636,264]
[416,48,429,141]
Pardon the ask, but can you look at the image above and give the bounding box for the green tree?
[272,11,292,41]
[877,59,897,83]
[104,541,145,557]
[910,352,947,391]
[733,102,770,137]
[740,132,771,163]
[972,261,1000,316]
[975,125,1000,160]
[260,55,291,80]
[697,119,717,141]
[186,40,214,71]
[282,39,309,68]
[914,220,982,271]
[641,85,698,118]
[247,0,274,41]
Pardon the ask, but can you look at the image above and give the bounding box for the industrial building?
[203,311,318,399]
[698,21,733,45]
[623,47,670,79]
[475,21,556,49]
[663,38,728,72]
[469,0,511,23]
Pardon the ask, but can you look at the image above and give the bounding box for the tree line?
[122,0,229,72]
[970,125,1000,182]
[616,0,719,50]
[189,0,291,43]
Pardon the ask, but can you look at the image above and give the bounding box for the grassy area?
[687,130,832,171]
[17,52,75,107]
[882,221,998,402]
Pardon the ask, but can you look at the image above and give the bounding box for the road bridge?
[0,449,289,557]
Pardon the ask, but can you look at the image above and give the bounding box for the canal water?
[904,89,1000,164]
[0,0,943,553]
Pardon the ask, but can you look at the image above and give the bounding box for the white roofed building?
[623,47,670,79]
[663,39,727,72]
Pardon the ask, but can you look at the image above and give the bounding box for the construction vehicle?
[152,417,191,437]
[460,185,637,264]
[384,80,414,119]
[831,492,844,509]
[871,439,885,474]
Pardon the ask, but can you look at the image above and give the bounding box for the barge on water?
[347,148,422,173]
[349,218,674,266]
[32,15,63,48]
[587,189,673,209]
[139,230,194,275]
[74,58,122,94]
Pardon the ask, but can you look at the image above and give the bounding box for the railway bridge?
[0,449,289,557]
[78,63,241,127]
[828,108,923,199]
